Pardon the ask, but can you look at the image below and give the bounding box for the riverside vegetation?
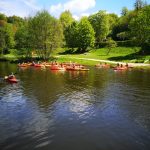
[0,0,150,67]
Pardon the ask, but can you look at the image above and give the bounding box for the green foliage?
[116,40,138,47]
[121,7,129,16]
[0,23,15,54]
[106,38,117,55]
[64,21,78,49]
[88,11,109,44]
[111,10,137,40]
[4,24,15,48]
[28,10,63,59]
[117,32,129,40]
[15,24,29,49]
[60,10,74,29]
[0,13,7,21]
[64,17,95,52]
[107,13,119,33]
[129,5,150,53]
[7,15,25,27]
[134,0,147,11]
[77,17,95,52]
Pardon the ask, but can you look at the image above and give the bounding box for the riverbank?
[55,56,150,69]
[1,47,150,68]
[58,47,150,63]
[56,47,150,68]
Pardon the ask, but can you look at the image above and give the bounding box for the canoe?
[8,78,18,83]
[18,64,28,67]
[50,65,66,70]
[4,76,18,83]
[113,67,127,71]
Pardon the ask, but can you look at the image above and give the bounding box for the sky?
[0,0,150,19]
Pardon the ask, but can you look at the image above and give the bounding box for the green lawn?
[1,47,150,66]
[57,47,150,63]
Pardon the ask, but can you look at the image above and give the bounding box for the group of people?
[95,62,132,70]
[115,63,129,68]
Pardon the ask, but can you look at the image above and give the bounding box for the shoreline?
[56,56,150,67]
[1,55,150,68]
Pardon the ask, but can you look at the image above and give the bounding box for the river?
[0,62,150,150]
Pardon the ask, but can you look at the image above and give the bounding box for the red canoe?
[4,76,18,83]
[50,65,66,70]
[113,67,128,71]
[8,78,18,83]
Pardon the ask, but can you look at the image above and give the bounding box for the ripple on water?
[1,64,150,150]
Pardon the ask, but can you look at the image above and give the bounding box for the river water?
[0,62,150,150]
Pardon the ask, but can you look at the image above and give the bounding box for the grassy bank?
[57,47,150,63]
[1,47,150,67]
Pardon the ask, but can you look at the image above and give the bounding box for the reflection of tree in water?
[0,62,17,77]
[20,67,110,109]
[20,68,67,109]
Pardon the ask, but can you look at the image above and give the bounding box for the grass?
[1,47,150,67]
[55,56,98,66]
[57,47,150,63]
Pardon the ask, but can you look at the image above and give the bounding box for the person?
[116,63,120,67]
[8,72,15,79]
[125,63,128,67]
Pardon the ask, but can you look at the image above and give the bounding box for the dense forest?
[0,0,150,59]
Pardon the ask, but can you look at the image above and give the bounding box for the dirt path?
[59,56,150,67]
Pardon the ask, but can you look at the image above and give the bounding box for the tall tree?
[77,17,95,52]
[64,21,78,49]
[129,5,150,53]
[0,22,15,54]
[60,10,74,29]
[111,10,137,40]
[88,11,109,45]
[107,13,119,38]
[28,10,63,59]
[14,21,32,57]
[121,7,129,16]
[134,0,146,11]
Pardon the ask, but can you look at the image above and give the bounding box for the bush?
[144,59,150,64]
[96,40,138,48]
[130,59,144,63]
[116,40,138,47]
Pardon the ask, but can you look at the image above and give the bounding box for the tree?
[129,5,150,53]
[134,0,147,11]
[15,22,32,57]
[88,11,109,45]
[111,10,137,40]
[107,13,119,38]
[0,27,5,54]
[28,10,63,59]
[60,10,74,46]
[60,10,74,29]
[77,17,95,52]
[0,13,7,21]
[64,21,79,49]
[106,38,117,55]
[0,23,15,54]
[121,7,129,16]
